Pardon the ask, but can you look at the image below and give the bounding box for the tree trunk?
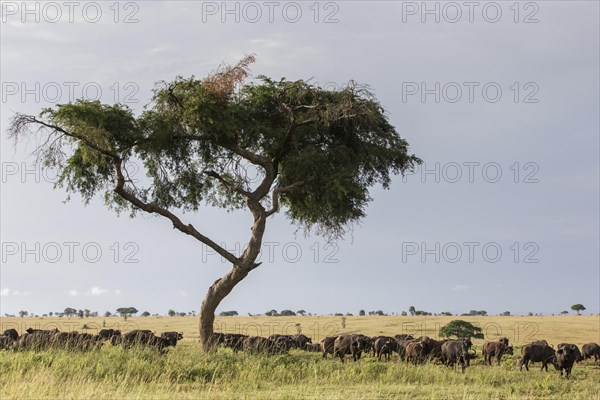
[198,265,250,350]
[198,200,267,351]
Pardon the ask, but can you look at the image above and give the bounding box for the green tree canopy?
[9,55,419,240]
[64,307,77,317]
[439,320,484,339]
[571,304,586,315]
[116,307,138,319]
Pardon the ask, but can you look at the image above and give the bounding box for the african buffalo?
[333,334,372,362]
[557,343,583,362]
[498,337,509,346]
[98,329,122,341]
[268,334,312,350]
[582,342,600,362]
[405,341,425,364]
[305,343,321,352]
[529,339,552,347]
[373,336,397,361]
[417,336,446,361]
[482,341,513,366]
[441,340,471,372]
[0,335,13,350]
[3,329,19,341]
[26,328,59,335]
[320,336,337,359]
[519,343,558,372]
[556,345,578,378]
[242,336,285,354]
[161,331,184,347]
[225,334,247,353]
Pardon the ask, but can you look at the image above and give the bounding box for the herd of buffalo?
[0,328,183,354]
[2,327,599,378]
[212,332,599,377]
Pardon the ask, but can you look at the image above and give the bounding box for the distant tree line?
[8,303,588,318]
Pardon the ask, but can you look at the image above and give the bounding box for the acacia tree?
[9,56,420,350]
[571,304,586,315]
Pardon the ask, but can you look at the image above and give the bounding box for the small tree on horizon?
[571,304,586,315]
[116,307,138,320]
[64,307,77,317]
[439,320,484,339]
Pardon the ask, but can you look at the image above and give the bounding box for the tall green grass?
[1,342,598,399]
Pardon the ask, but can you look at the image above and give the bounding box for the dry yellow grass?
[2,315,598,346]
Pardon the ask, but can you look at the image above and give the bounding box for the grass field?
[1,316,599,399]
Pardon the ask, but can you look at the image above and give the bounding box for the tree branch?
[111,158,242,266]
[265,179,312,217]
[205,170,252,198]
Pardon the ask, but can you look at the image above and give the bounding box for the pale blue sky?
[1,1,598,317]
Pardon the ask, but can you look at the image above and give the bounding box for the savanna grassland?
[1,315,599,399]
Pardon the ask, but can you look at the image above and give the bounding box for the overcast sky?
[1,1,598,317]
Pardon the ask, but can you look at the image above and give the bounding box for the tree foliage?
[9,55,420,241]
[218,310,238,316]
[571,304,586,314]
[116,307,138,319]
[439,320,484,339]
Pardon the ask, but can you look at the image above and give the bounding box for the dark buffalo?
[210,332,226,347]
[274,336,296,351]
[333,334,372,362]
[224,334,247,353]
[395,338,417,361]
[405,341,425,364]
[292,334,312,349]
[26,328,59,335]
[441,340,471,372]
[394,334,414,341]
[242,336,285,354]
[3,329,19,341]
[120,330,173,354]
[120,330,156,349]
[305,343,321,352]
[529,339,551,347]
[268,334,312,350]
[556,345,578,378]
[418,336,446,361]
[482,341,513,366]
[98,329,122,341]
[320,336,337,359]
[0,335,14,350]
[582,342,600,362]
[557,343,583,362]
[519,343,558,372]
[16,331,57,350]
[161,331,184,347]
[373,337,397,361]
[498,337,509,346]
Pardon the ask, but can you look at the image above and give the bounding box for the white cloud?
[114,289,122,295]
[451,285,470,291]
[1,288,32,296]
[66,289,79,296]
[87,287,108,296]
[178,290,189,297]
